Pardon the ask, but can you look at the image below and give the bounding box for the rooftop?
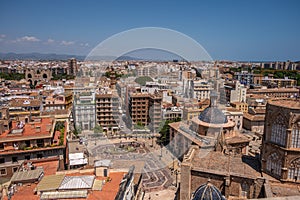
[59,175,95,190]
[190,148,261,179]
[268,99,300,109]
[0,118,54,143]
[249,88,299,93]
[243,113,265,121]
[37,174,65,192]
[269,182,300,197]
[9,98,41,108]
[192,182,226,200]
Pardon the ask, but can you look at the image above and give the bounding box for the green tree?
[0,72,25,80]
[93,124,103,133]
[159,117,181,145]
[134,76,153,86]
[73,126,82,137]
[134,121,145,129]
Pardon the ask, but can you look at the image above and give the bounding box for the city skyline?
[0,0,300,61]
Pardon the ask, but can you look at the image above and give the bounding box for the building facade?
[0,118,66,178]
[73,91,96,131]
[261,99,300,182]
[95,93,120,135]
[128,91,162,133]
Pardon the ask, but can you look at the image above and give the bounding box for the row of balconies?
[97,109,113,112]
[131,101,148,104]
[97,100,111,103]
[0,138,51,153]
[97,117,116,121]
[131,106,146,110]
[96,113,113,116]
[96,104,113,107]
[97,122,118,126]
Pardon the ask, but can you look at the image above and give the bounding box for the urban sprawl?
[0,59,300,200]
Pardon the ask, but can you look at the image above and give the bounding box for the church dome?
[198,91,228,124]
[198,107,228,124]
[192,182,226,200]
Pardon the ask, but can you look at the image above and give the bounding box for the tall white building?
[230,82,247,103]
[73,88,96,131]
[193,79,213,101]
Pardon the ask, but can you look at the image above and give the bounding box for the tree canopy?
[134,76,153,86]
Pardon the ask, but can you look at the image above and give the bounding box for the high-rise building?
[261,99,300,182]
[68,58,78,76]
[230,81,247,103]
[128,91,162,133]
[73,91,96,131]
[95,93,119,135]
[234,71,254,86]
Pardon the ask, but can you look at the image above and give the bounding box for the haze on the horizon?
[0,0,299,61]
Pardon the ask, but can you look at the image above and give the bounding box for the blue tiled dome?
[198,107,228,124]
[192,183,226,200]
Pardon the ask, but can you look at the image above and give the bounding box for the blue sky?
[0,0,300,61]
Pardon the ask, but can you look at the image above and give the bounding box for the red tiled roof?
[0,118,54,142]
[11,183,39,200]
[34,160,59,176]
[88,172,126,200]
[9,98,41,107]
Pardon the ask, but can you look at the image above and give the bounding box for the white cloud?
[80,42,89,47]
[60,40,75,46]
[0,34,6,42]
[16,36,40,42]
[47,38,55,43]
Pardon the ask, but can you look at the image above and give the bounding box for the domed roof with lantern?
[192,182,226,200]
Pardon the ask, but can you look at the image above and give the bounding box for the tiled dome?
[198,91,227,124]
[198,107,228,124]
[192,183,226,200]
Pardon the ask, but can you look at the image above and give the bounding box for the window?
[0,158,4,164]
[270,115,286,147]
[37,139,44,147]
[0,143,3,150]
[266,152,282,177]
[25,140,30,147]
[12,157,18,163]
[0,168,6,175]
[241,182,249,198]
[288,158,300,181]
[291,125,300,148]
[37,154,43,159]
[12,167,18,173]
[25,155,30,160]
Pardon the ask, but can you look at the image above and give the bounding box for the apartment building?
[8,98,42,122]
[95,93,119,135]
[162,107,183,121]
[248,88,299,98]
[0,117,66,178]
[128,91,162,133]
[44,92,73,111]
[193,79,213,101]
[73,91,96,131]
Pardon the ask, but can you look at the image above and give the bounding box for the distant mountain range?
[0,52,86,61]
[0,52,179,61]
